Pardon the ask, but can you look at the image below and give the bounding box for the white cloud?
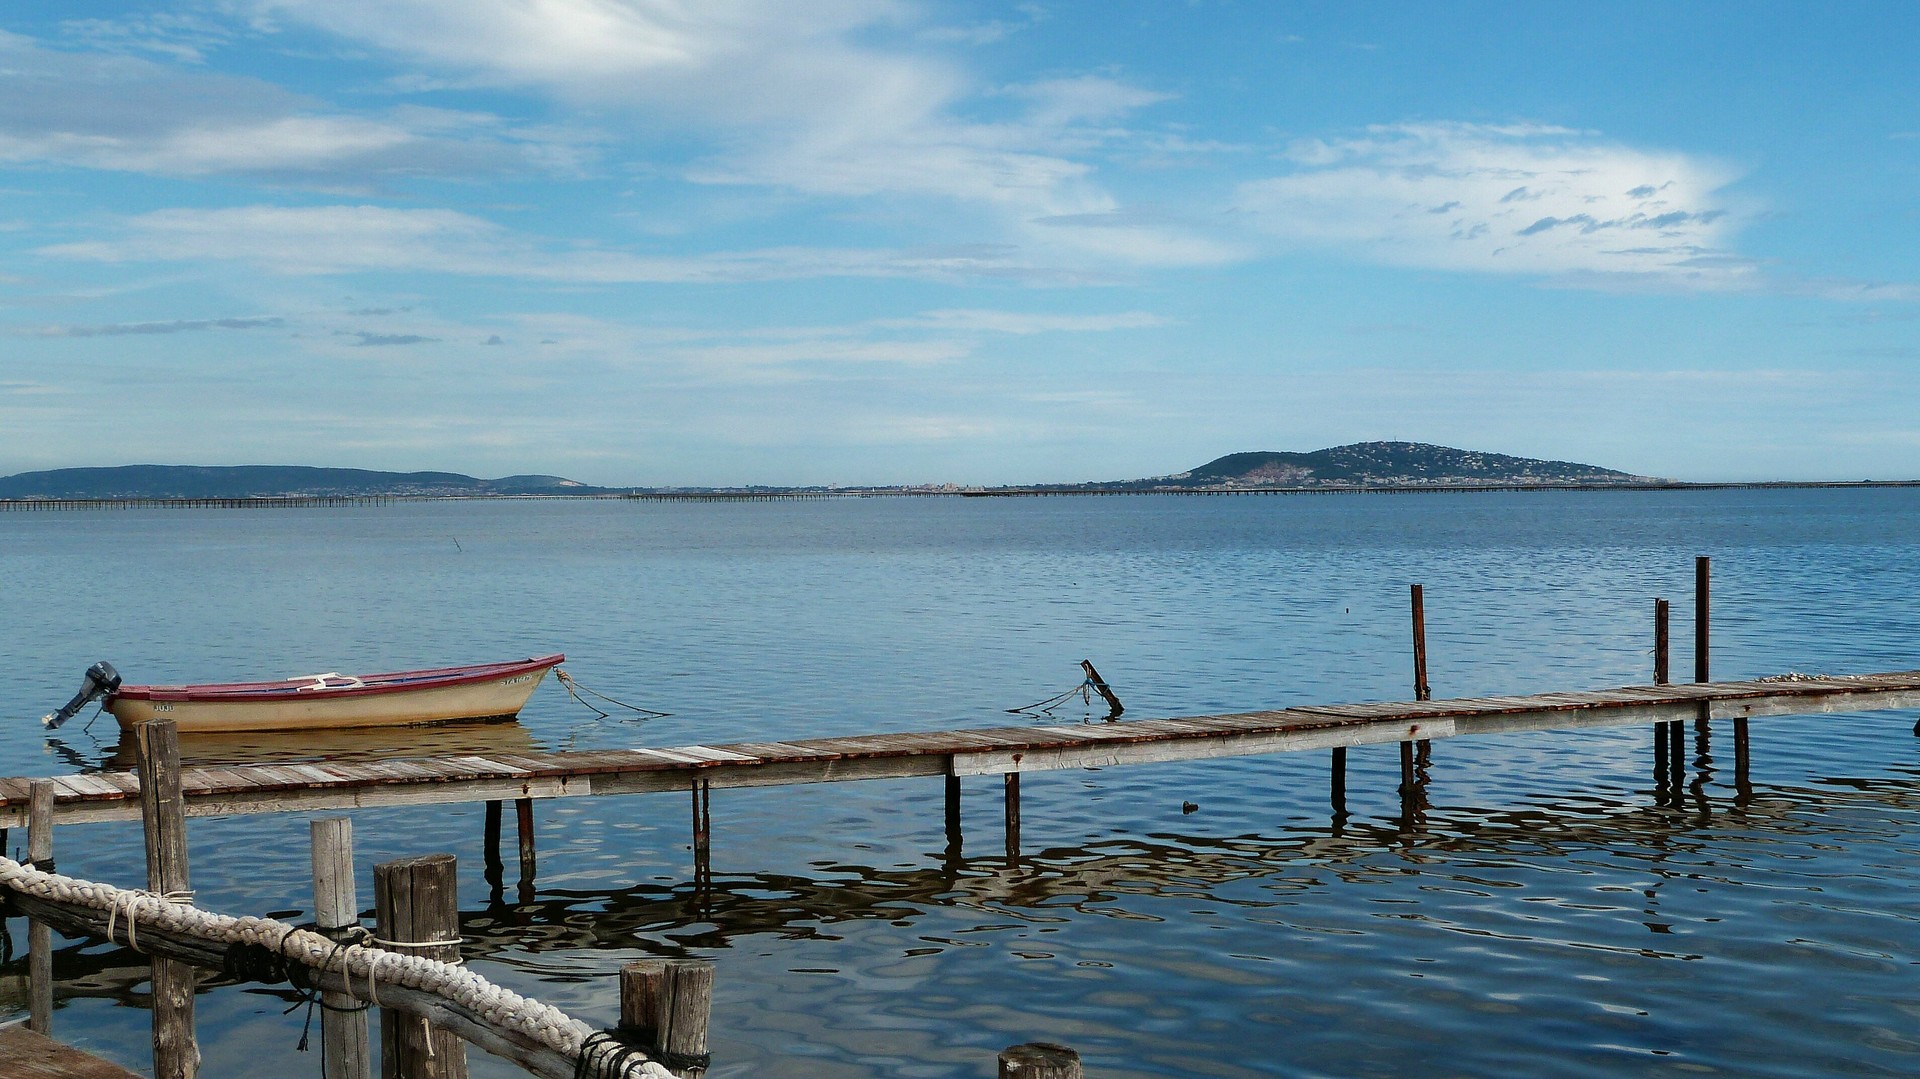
[0,31,590,183]
[881,309,1168,334]
[36,204,1136,284]
[238,1,1217,265]
[1235,122,1750,285]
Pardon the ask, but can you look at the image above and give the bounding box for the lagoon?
[4,489,1919,1077]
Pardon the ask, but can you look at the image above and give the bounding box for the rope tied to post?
[0,854,677,1079]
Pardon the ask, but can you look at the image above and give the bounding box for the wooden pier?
[6,671,1919,830]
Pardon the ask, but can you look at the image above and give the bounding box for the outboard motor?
[42,661,122,730]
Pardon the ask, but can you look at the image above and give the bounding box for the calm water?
[4,490,1920,1077]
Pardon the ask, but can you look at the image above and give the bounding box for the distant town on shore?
[0,442,1912,501]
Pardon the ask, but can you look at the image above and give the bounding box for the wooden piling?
[311,818,372,1079]
[1407,585,1432,776]
[1079,660,1124,718]
[135,718,197,1079]
[1330,746,1347,814]
[1004,773,1021,861]
[481,801,503,891]
[373,853,466,1079]
[1654,598,1670,686]
[1694,557,1711,684]
[998,1042,1082,1079]
[1410,585,1431,701]
[514,799,537,886]
[619,959,714,1077]
[27,780,54,1035]
[944,772,961,849]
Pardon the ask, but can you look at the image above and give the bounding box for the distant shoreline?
[4,479,1919,510]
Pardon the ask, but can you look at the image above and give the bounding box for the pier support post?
[136,718,197,1079]
[691,780,712,894]
[27,780,54,1035]
[944,771,962,853]
[998,1043,1082,1079]
[1004,773,1021,862]
[374,853,466,1079]
[1407,584,1433,773]
[481,801,504,895]
[311,817,372,1079]
[514,798,537,895]
[620,959,714,1078]
[1330,747,1347,815]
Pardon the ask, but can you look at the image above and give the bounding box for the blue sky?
[2,1,1916,485]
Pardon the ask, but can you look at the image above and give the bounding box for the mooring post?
[998,1042,1083,1079]
[1654,597,1672,801]
[136,718,197,1079]
[620,958,715,1078]
[1654,598,1671,686]
[1409,584,1432,772]
[1079,660,1124,718]
[514,798,537,889]
[373,853,467,1079]
[1411,584,1431,701]
[27,779,54,1035]
[481,800,504,894]
[1694,557,1710,684]
[1004,772,1021,862]
[311,817,372,1079]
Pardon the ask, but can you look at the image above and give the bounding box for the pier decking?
[6,671,1919,828]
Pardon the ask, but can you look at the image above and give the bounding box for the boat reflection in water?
[98,716,544,771]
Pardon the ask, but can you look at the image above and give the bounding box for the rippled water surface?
[4,489,1920,1077]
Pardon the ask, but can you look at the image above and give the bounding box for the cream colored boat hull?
[107,667,553,734]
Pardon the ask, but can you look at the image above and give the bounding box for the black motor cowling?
[42,661,122,730]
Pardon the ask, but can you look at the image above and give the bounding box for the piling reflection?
[76,720,545,771]
[12,770,1920,1019]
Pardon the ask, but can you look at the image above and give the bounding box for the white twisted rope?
[0,855,672,1079]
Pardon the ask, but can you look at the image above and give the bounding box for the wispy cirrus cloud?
[236,1,1223,266]
[34,315,285,337]
[1235,122,1751,286]
[0,31,595,185]
[37,204,1127,284]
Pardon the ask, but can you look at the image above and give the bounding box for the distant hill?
[0,465,620,499]
[1113,442,1654,489]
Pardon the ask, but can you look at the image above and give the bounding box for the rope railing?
[0,854,672,1079]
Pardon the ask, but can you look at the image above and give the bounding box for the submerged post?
[28,779,54,1035]
[311,818,372,1079]
[373,853,466,1079]
[998,1043,1082,1079]
[620,959,714,1078]
[136,718,197,1079]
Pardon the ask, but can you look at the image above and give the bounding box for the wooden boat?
[45,655,564,734]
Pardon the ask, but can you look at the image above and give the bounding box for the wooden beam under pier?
[6,671,1920,828]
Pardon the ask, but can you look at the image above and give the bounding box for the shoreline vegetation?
[1,443,1914,502]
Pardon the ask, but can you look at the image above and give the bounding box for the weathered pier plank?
[5,672,1919,828]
